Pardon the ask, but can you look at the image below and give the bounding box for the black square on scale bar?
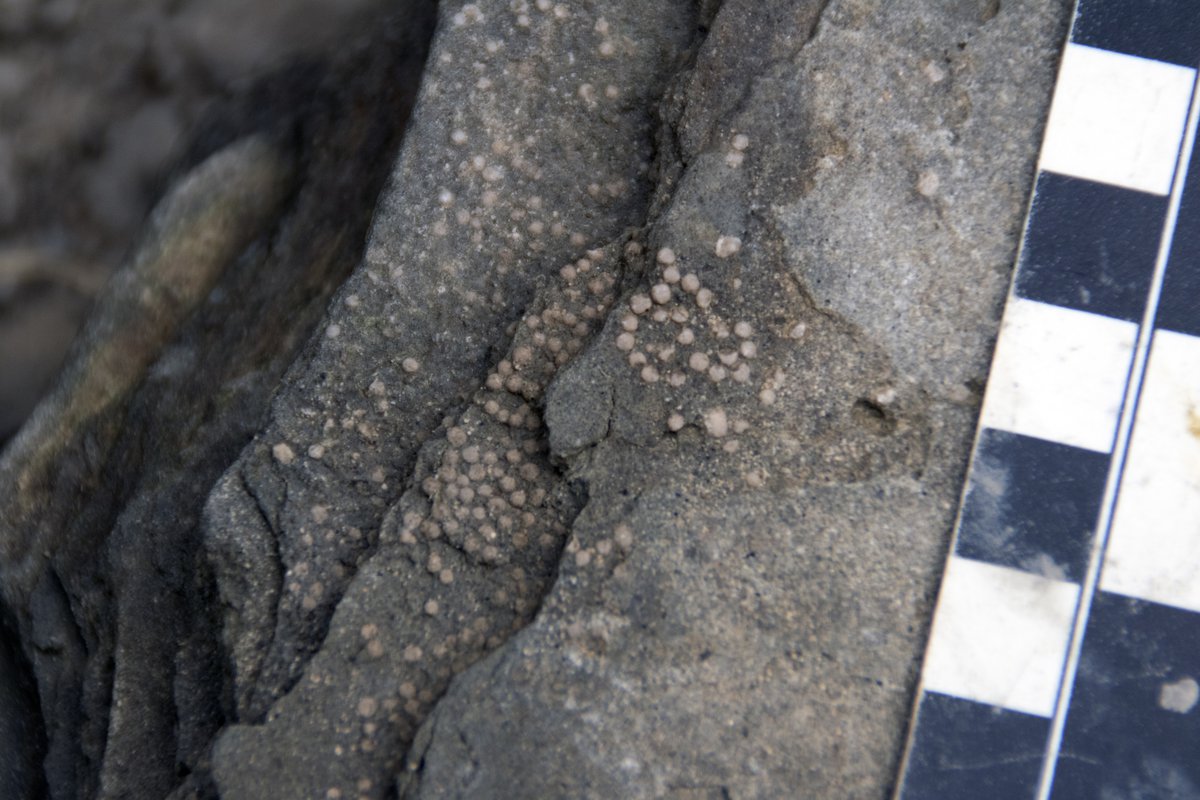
[1016,171,1166,322]
[955,428,1109,584]
[1157,133,1200,338]
[899,692,1047,799]
[1072,0,1200,69]
[1051,592,1200,798]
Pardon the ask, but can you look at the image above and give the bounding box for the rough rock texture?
[0,9,434,798]
[1,0,1075,798]
[399,0,1072,797]
[206,3,698,796]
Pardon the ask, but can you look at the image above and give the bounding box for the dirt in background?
[0,0,391,442]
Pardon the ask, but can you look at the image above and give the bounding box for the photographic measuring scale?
[895,1,1200,797]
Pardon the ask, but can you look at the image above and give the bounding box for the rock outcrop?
[0,0,1073,797]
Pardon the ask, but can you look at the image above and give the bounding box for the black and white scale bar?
[896,1,1200,798]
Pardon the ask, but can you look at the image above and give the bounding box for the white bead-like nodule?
[714,236,742,258]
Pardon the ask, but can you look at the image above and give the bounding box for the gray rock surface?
[399,0,1071,797]
[0,0,1075,797]
[0,9,434,798]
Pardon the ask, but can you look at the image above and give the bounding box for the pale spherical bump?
[759,387,777,405]
[734,321,753,338]
[688,352,710,372]
[650,283,671,304]
[739,340,758,358]
[640,365,660,383]
[512,345,534,368]
[272,442,296,465]
[695,288,714,309]
[662,265,680,284]
[732,133,750,151]
[628,351,647,367]
[402,357,421,374]
[447,427,467,446]
[917,170,940,197]
[307,444,326,460]
[450,129,468,145]
[652,308,668,323]
[718,350,738,366]
[598,40,615,57]
[615,332,635,351]
[614,523,634,551]
[707,365,727,382]
[677,327,695,345]
[620,313,638,332]
[357,696,378,718]
[629,294,652,314]
[681,273,700,293]
[704,408,729,437]
[732,363,751,383]
[714,235,742,258]
[656,247,676,265]
[667,412,685,431]
[789,322,807,339]
[725,150,745,168]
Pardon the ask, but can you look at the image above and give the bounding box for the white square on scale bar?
[923,556,1080,718]
[981,296,1137,453]
[1102,329,1200,611]
[1040,43,1195,196]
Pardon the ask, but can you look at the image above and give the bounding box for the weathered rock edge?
[0,7,436,797]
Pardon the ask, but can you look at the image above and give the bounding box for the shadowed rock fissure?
[0,7,437,798]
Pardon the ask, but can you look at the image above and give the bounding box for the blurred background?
[0,0,394,444]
